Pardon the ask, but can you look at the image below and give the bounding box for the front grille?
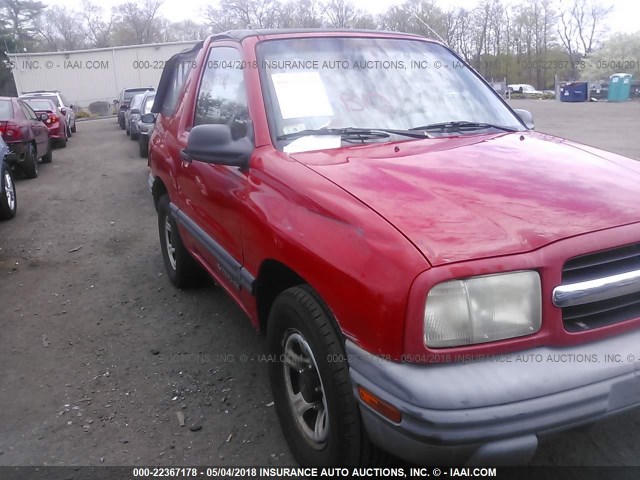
[560,243,640,332]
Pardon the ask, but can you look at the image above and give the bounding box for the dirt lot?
[1,102,640,467]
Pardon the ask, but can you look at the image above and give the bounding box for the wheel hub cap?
[164,217,177,270]
[282,331,329,448]
[4,171,15,211]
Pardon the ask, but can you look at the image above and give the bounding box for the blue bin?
[560,82,589,102]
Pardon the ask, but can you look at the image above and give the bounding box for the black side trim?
[169,203,254,294]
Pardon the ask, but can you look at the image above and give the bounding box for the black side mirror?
[513,109,534,130]
[182,124,252,168]
[140,113,156,124]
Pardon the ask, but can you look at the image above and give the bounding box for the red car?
[148,30,640,466]
[20,97,68,147]
[0,97,51,178]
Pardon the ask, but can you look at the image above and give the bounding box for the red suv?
[148,30,640,466]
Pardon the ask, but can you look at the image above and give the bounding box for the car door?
[18,101,48,155]
[174,44,251,291]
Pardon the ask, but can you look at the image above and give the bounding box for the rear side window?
[0,100,13,119]
[194,47,249,139]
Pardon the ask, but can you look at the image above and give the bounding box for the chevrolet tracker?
[147,29,640,466]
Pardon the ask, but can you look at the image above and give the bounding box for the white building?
[8,41,199,110]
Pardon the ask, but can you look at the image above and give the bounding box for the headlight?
[424,271,541,348]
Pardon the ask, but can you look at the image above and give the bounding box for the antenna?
[411,12,447,45]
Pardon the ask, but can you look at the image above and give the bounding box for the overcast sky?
[68,0,640,36]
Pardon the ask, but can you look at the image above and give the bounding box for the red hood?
[291,132,640,265]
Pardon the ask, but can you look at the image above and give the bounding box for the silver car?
[135,92,156,157]
[125,93,147,137]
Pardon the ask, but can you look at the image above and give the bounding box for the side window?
[194,47,249,139]
[19,101,37,120]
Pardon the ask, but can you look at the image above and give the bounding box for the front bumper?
[348,330,640,465]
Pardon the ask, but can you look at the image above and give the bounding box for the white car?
[507,84,545,98]
[20,91,77,136]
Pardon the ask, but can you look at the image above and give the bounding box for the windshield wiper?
[410,121,518,133]
[277,127,429,143]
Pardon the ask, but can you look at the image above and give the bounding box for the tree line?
[1,0,637,94]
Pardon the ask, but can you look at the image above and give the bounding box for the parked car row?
[116,87,154,130]
[117,88,157,158]
[0,90,79,221]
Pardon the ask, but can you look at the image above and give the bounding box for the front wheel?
[157,195,204,288]
[71,121,77,134]
[0,166,17,220]
[267,285,372,466]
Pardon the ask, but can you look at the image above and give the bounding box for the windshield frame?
[256,35,527,152]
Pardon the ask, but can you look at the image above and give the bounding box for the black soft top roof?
[209,28,420,42]
[151,41,204,114]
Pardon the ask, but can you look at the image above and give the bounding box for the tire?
[41,140,53,163]
[267,285,374,466]
[119,116,125,130]
[139,137,148,158]
[71,121,77,133]
[125,122,130,136]
[58,133,67,148]
[130,127,138,141]
[67,124,72,138]
[157,195,204,288]
[0,165,17,220]
[22,143,38,179]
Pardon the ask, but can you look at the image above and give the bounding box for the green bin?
[607,73,632,102]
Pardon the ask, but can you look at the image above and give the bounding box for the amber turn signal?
[357,386,402,423]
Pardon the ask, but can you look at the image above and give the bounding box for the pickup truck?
[147,29,640,466]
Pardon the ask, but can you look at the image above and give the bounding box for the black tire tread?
[268,285,381,466]
[157,194,204,289]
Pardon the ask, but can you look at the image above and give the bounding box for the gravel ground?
[1,102,639,467]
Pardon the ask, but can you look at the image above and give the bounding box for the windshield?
[143,95,156,114]
[130,94,145,109]
[25,95,59,106]
[23,99,55,111]
[259,37,523,150]
[124,90,149,101]
[0,100,13,119]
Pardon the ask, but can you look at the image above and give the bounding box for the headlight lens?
[424,271,541,348]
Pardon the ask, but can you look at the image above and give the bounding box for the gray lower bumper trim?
[347,331,640,464]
